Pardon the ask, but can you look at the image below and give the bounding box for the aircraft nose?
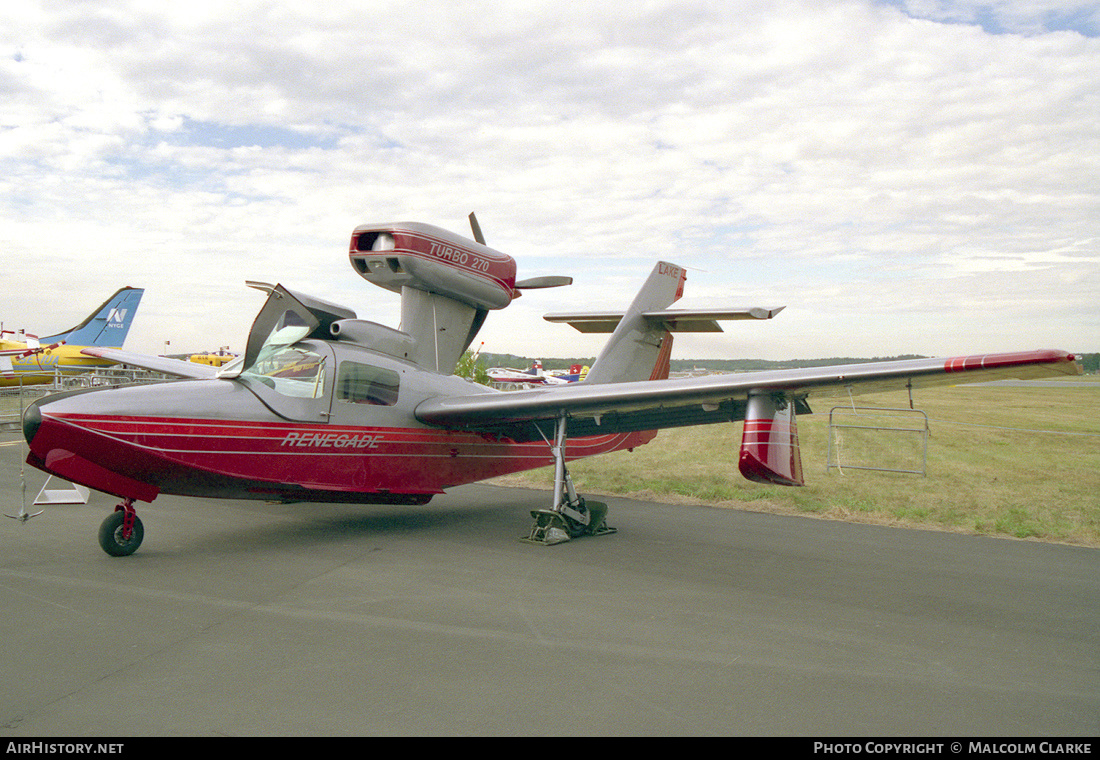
[22,401,41,445]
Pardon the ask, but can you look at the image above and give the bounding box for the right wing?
[415,349,1081,442]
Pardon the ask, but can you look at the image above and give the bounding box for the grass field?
[492,378,1100,547]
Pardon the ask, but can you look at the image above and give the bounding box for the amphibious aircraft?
[487,361,590,388]
[487,360,566,387]
[1,287,144,387]
[21,216,1080,555]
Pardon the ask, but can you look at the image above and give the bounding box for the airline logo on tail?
[106,308,129,327]
[658,262,686,301]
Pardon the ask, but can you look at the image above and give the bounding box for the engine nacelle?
[738,393,805,487]
[330,319,416,362]
[350,222,518,311]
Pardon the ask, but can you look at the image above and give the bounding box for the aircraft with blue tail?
[1,287,144,387]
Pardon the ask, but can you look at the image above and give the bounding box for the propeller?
[515,276,574,289]
[18,342,62,358]
[469,212,486,245]
[468,212,573,292]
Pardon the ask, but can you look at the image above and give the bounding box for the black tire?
[98,511,144,557]
[565,499,589,538]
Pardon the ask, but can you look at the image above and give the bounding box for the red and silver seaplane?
[20,215,1080,554]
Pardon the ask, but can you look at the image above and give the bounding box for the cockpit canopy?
[219,283,354,380]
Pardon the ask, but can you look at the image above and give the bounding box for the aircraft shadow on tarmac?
[132,494,521,559]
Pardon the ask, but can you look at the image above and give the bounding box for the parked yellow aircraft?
[187,349,238,368]
[1,287,144,387]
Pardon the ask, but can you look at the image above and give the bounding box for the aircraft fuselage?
[1,344,124,386]
[22,339,654,505]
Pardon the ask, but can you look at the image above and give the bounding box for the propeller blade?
[514,276,574,289]
[469,212,486,245]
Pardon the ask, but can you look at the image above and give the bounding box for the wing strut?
[522,412,616,545]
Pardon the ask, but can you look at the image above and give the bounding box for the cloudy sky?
[2,0,1097,362]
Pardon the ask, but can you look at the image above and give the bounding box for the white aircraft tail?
[583,262,686,385]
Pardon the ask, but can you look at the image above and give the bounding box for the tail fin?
[40,287,145,348]
[584,262,686,385]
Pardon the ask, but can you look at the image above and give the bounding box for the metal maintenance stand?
[523,413,615,545]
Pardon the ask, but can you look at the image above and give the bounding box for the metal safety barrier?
[826,405,929,476]
[0,368,165,431]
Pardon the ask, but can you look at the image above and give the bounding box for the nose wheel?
[98,499,144,556]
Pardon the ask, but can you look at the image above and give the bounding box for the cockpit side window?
[337,361,400,406]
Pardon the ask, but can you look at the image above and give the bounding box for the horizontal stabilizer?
[544,307,784,334]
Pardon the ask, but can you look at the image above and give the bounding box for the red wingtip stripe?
[943,350,1075,373]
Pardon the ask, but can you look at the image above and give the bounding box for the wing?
[416,349,1080,442]
[81,347,220,379]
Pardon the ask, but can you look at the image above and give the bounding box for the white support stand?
[827,406,929,476]
[34,476,91,505]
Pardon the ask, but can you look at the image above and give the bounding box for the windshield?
[240,343,327,398]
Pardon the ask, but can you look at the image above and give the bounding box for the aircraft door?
[232,339,335,423]
[217,284,346,423]
[220,284,322,380]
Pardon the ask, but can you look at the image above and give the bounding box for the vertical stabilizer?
[40,287,145,348]
[584,262,686,385]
